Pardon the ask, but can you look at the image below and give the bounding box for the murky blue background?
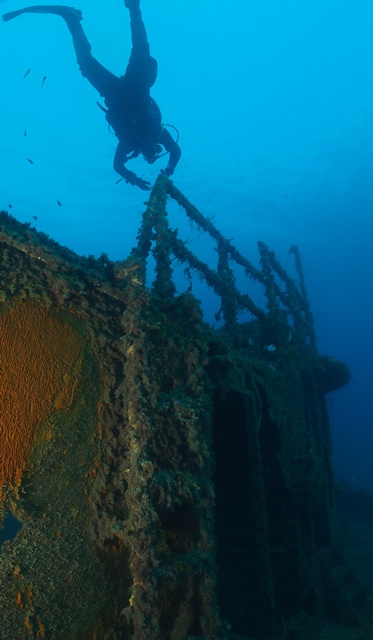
[0,0,372,491]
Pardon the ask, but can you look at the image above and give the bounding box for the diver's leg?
[123,0,158,89]
[3,6,119,96]
[125,0,150,55]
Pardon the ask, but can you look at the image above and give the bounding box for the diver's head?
[141,140,163,164]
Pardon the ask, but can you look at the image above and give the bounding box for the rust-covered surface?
[0,302,85,493]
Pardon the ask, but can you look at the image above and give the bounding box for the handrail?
[130,173,316,346]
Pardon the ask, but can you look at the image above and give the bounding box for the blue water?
[0,0,372,491]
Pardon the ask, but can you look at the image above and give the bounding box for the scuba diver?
[3,1,181,191]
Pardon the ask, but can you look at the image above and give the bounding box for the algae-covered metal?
[0,177,357,639]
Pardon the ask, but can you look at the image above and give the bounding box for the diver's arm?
[113,141,151,190]
[159,128,181,177]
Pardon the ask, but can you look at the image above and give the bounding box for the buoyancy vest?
[104,96,162,145]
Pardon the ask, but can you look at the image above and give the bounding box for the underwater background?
[0,0,372,493]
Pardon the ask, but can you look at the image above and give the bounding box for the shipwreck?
[0,175,366,640]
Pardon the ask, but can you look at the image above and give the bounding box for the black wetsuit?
[3,3,181,190]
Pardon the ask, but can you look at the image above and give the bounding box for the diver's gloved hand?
[135,177,152,191]
[161,167,173,178]
[125,170,151,191]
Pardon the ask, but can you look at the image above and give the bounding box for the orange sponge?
[0,301,85,493]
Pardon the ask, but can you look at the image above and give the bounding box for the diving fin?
[3,6,83,22]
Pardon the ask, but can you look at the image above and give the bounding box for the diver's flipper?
[124,0,140,9]
[3,6,82,22]
[3,9,28,21]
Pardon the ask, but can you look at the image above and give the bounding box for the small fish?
[26,157,34,164]
[24,130,27,137]
[22,68,31,81]
[8,204,13,209]
[116,178,123,184]
[265,344,276,352]
[41,75,47,87]
[57,200,62,207]
[32,216,38,220]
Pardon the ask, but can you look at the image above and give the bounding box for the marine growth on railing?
[129,173,316,346]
